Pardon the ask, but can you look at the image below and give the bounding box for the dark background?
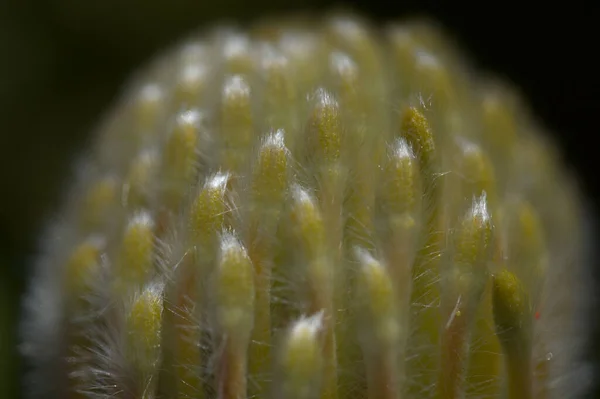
[1,1,598,397]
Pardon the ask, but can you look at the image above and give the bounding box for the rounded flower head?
[21,12,593,399]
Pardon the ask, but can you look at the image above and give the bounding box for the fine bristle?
[21,12,592,399]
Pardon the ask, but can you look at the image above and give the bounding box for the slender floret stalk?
[21,11,592,399]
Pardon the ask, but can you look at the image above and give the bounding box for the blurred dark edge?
[1,1,598,398]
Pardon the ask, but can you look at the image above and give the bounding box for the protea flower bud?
[20,12,593,399]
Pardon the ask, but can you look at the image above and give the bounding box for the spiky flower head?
[21,12,593,399]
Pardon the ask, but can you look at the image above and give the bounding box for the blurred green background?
[1,1,598,398]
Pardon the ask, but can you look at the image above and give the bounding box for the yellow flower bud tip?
[354,248,399,345]
[251,129,289,207]
[223,74,250,100]
[329,15,364,39]
[443,192,491,357]
[391,137,415,160]
[415,48,441,70]
[222,32,251,61]
[178,56,209,77]
[307,88,345,190]
[126,210,155,234]
[115,211,156,291]
[188,171,231,245]
[314,86,337,107]
[177,107,203,127]
[289,310,324,340]
[327,14,378,56]
[122,149,158,208]
[220,74,254,173]
[470,191,491,224]
[291,183,314,207]
[259,44,287,69]
[177,41,210,63]
[256,129,289,173]
[263,128,285,148]
[133,83,164,111]
[401,106,436,168]
[280,30,319,57]
[21,12,591,399]
[289,184,324,260]
[330,51,358,80]
[80,175,119,230]
[277,312,325,399]
[124,284,164,392]
[492,269,531,346]
[491,269,538,399]
[164,110,203,161]
[129,82,166,135]
[179,62,208,83]
[282,311,325,369]
[382,138,419,219]
[198,171,230,198]
[310,87,341,133]
[65,236,106,298]
[216,231,255,339]
[451,193,493,283]
[456,139,496,196]
[354,248,402,399]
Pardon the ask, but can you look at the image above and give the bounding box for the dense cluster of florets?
[21,13,591,399]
